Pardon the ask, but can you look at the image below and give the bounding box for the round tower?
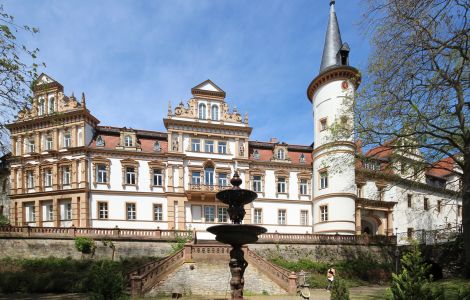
[308,0,361,234]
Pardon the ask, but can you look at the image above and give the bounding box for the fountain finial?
[230,171,242,188]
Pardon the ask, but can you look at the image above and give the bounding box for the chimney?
[270,138,279,143]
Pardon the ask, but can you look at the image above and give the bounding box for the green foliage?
[75,237,96,255]
[0,214,9,226]
[387,242,437,300]
[0,256,155,294]
[330,277,350,300]
[171,235,190,253]
[88,260,126,300]
[102,239,116,261]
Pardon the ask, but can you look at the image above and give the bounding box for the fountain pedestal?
[207,172,267,300]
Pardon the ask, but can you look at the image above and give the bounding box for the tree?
[356,0,469,272]
[386,241,442,299]
[0,5,42,154]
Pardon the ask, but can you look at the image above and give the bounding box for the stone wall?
[250,243,395,263]
[150,262,287,297]
[0,238,173,259]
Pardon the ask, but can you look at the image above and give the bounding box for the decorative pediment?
[92,156,111,163]
[191,79,226,98]
[58,158,72,165]
[32,73,64,93]
[121,158,138,166]
[249,167,265,175]
[297,171,312,179]
[271,143,291,162]
[148,160,165,168]
[274,169,290,176]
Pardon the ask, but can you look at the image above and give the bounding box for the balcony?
[186,184,230,201]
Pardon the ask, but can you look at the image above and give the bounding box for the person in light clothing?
[326,267,336,290]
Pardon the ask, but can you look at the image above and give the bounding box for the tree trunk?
[463,150,470,277]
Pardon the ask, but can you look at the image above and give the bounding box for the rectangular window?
[424,197,429,211]
[191,139,201,152]
[125,167,136,185]
[218,207,228,223]
[46,204,53,221]
[319,118,327,131]
[218,141,227,154]
[98,202,108,219]
[153,169,163,186]
[254,208,262,224]
[27,140,35,153]
[218,173,228,187]
[458,205,462,218]
[65,203,72,220]
[407,194,412,208]
[62,166,71,185]
[45,136,53,150]
[204,205,215,222]
[319,171,328,189]
[253,176,262,192]
[64,132,71,148]
[320,205,328,222]
[407,227,414,239]
[278,209,287,225]
[191,205,202,222]
[300,210,308,226]
[437,200,442,213]
[44,169,52,187]
[26,205,35,222]
[26,171,34,189]
[154,204,163,221]
[191,171,201,185]
[97,164,107,183]
[126,203,136,220]
[277,177,286,193]
[299,179,308,195]
[205,140,214,153]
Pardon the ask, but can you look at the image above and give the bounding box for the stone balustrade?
[258,232,396,245]
[0,226,194,241]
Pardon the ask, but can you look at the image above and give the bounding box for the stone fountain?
[207,171,267,300]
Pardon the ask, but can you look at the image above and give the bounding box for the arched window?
[211,105,219,121]
[38,98,45,115]
[204,167,214,186]
[124,135,133,147]
[253,150,260,160]
[48,97,55,113]
[299,153,305,163]
[198,103,207,119]
[277,149,285,160]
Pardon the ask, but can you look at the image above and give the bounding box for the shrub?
[88,260,126,300]
[331,277,350,300]
[0,215,9,226]
[171,235,190,253]
[75,237,96,255]
[387,241,435,300]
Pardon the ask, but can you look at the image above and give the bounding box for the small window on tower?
[319,118,327,131]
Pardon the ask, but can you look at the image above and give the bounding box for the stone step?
[148,261,287,297]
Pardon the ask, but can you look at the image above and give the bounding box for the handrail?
[0,226,194,241]
[246,248,292,291]
[130,248,186,295]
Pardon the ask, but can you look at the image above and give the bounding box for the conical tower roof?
[319,0,343,72]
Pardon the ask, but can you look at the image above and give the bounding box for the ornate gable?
[191,79,226,99]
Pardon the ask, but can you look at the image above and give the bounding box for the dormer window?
[300,153,305,163]
[253,150,260,160]
[198,103,207,119]
[124,135,133,147]
[38,98,45,115]
[211,105,219,121]
[277,149,285,160]
[153,141,161,152]
[96,135,105,147]
[319,118,327,131]
[48,97,55,113]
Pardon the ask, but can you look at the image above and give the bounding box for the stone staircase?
[127,243,296,297]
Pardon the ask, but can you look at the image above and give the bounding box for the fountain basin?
[207,224,267,245]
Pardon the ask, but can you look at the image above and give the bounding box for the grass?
[428,278,470,299]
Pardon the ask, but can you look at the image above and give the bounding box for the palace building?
[4,1,461,239]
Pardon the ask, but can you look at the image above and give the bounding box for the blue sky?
[5,0,370,145]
